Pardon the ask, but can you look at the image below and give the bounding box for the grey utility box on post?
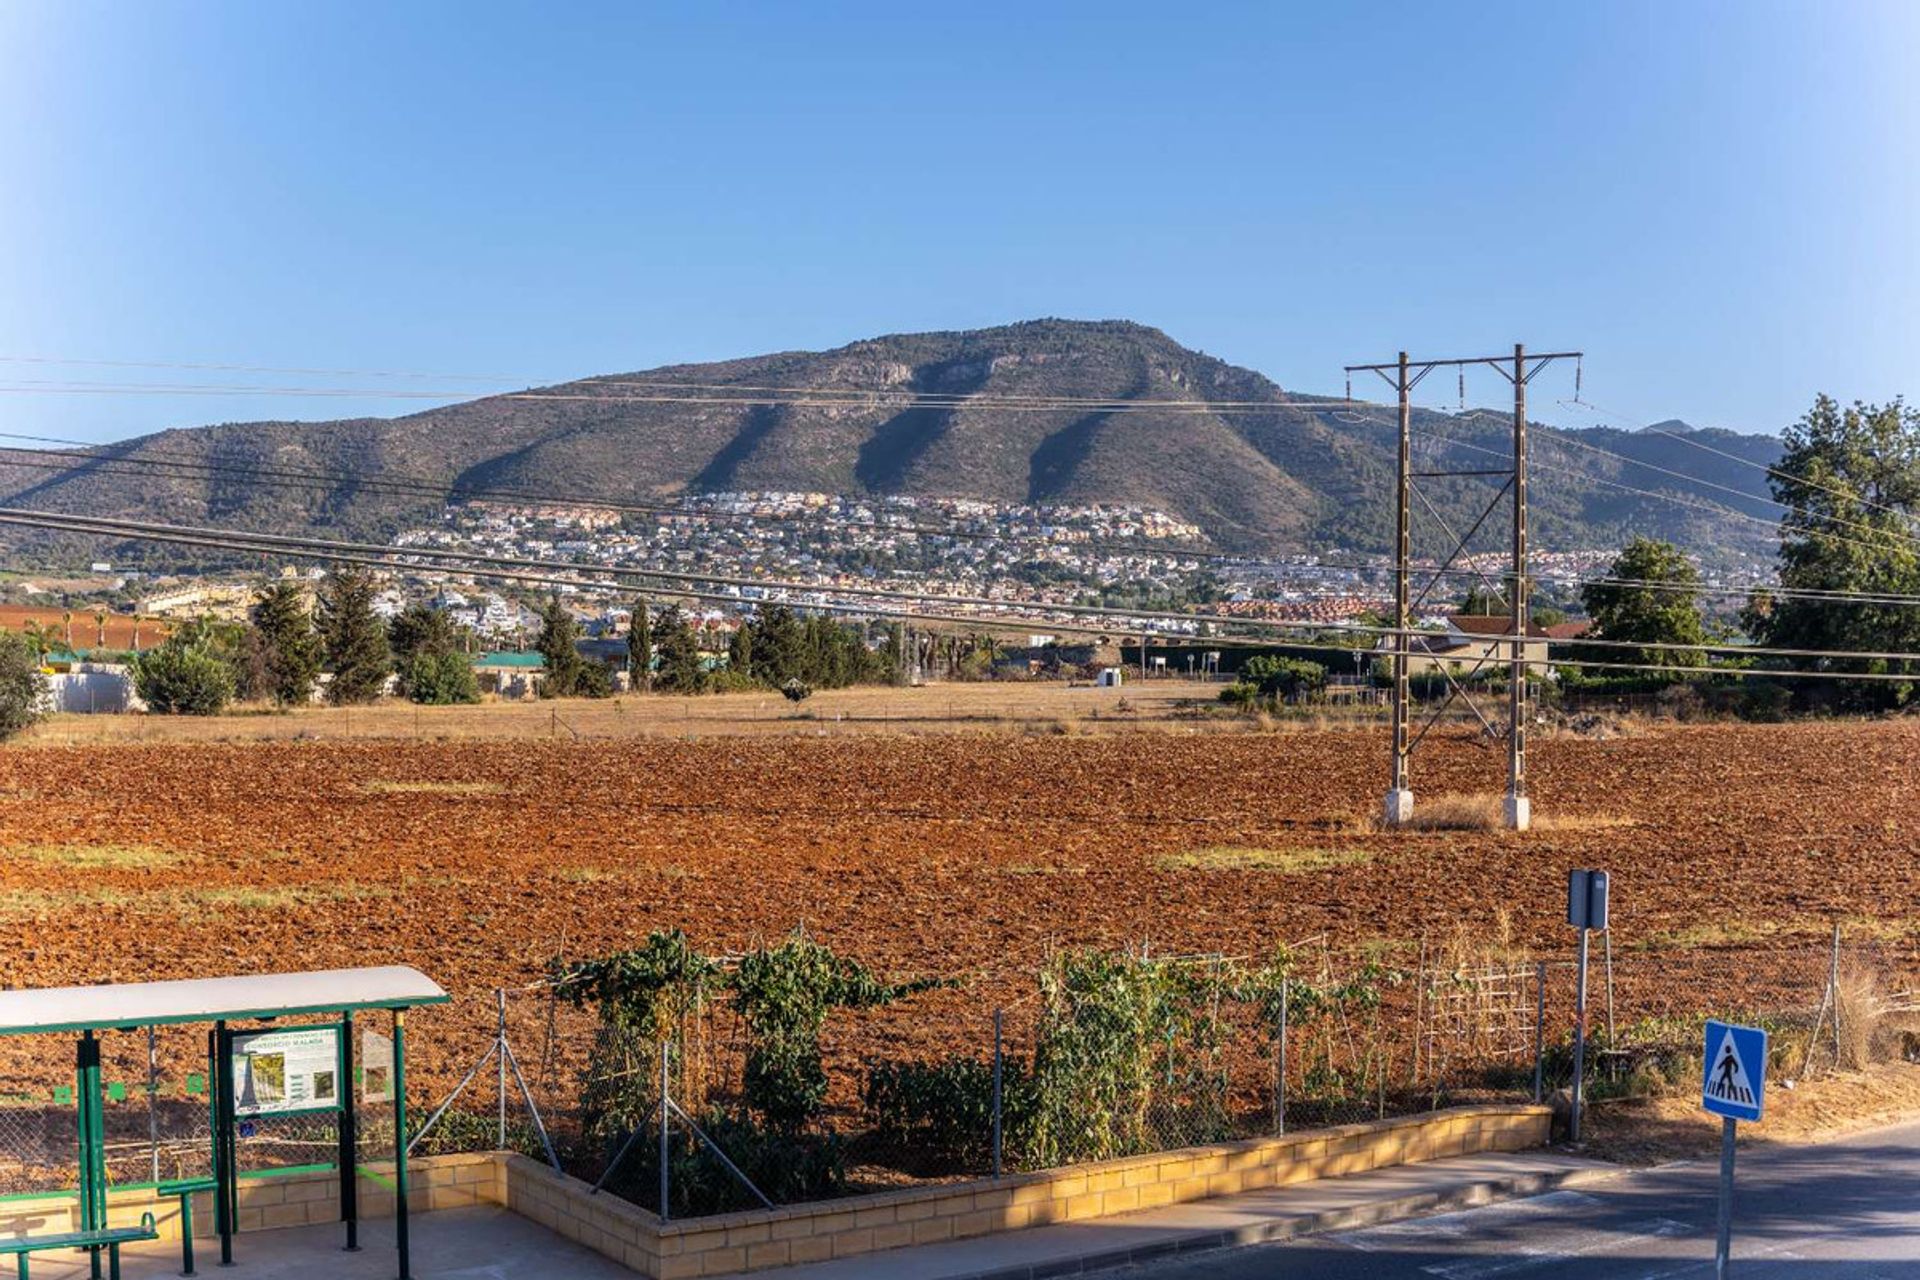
[1567,869,1609,931]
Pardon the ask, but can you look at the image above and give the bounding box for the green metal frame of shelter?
[0,966,448,1280]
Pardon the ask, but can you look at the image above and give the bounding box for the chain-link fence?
[0,1011,427,1204]
[8,926,1912,1222]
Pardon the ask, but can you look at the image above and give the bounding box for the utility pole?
[1386,351,1414,826]
[1507,343,1531,830]
[1344,344,1578,830]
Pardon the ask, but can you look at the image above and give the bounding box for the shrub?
[399,651,480,705]
[865,1056,1033,1172]
[574,662,615,699]
[134,629,235,715]
[0,634,47,738]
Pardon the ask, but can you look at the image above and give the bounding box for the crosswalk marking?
[1421,1218,1691,1280]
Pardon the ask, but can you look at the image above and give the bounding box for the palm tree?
[93,611,107,649]
[61,611,73,650]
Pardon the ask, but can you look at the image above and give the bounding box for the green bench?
[0,1212,158,1279]
[156,1177,217,1275]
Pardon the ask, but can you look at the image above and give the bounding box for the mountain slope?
[0,320,1782,565]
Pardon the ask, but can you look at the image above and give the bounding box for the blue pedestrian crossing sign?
[1701,1020,1767,1122]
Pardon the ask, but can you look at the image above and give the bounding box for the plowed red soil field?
[2,719,1916,1093]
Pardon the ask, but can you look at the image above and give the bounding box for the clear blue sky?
[3,0,1915,444]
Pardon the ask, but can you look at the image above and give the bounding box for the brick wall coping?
[644,1102,1549,1237]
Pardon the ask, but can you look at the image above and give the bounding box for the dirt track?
[2,719,1916,1090]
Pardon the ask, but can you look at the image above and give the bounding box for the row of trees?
[624,602,901,697]
[1569,396,1920,710]
[133,569,481,715]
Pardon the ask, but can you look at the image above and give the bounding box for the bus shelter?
[0,966,447,1279]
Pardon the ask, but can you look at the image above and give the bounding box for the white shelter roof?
[0,966,448,1035]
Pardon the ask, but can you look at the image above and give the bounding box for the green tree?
[133,622,236,715]
[653,605,707,694]
[1579,537,1708,671]
[398,651,481,705]
[0,633,47,737]
[251,580,322,707]
[726,619,753,676]
[535,597,584,697]
[1746,395,1920,707]
[389,603,462,663]
[627,599,653,691]
[318,567,392,705]
[389,604,470,701]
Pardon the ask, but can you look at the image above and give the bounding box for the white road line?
[1332,1192,1607,1251]
[1421,1218,1691,1280]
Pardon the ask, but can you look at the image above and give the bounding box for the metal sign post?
[1701,1020,1768,1278]
[1565,869,1609,1143]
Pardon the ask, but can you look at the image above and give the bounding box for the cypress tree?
[319,567,392,705]
[535,597,584,697]
[628,599,653,692]
[251,579,323,707]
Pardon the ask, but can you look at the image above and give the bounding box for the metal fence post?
[1830,919,1843,1069]
[1532,961,1546,1105]
[659,1044,671,1222]
[991,1009,1004,1179]
[147,1025,159,1186]
[496,991,508,1150]
[1276,980,1288,1136]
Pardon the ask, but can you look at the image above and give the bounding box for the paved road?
[1102,1119,1920,1279]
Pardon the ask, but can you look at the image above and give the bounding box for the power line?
[1558,395,1920,532]
[7,414,1920,612]
[0,377,1376,416]
[16,507,1920,666]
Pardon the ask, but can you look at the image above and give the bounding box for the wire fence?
[1,928,1915,1220]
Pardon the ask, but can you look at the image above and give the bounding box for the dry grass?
[7,842,181,869]
[1357,793,1507,832]
[0,882,391,918]
[14,681,1350,745]
[1157,845,1372,874]
[363,780,506,796]
[1629,919,1793,951]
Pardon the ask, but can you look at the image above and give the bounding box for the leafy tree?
[133,622,236,715]
[728,931,943,1136]
[535,597,585,697]
[574,660,615,699]
[654,605,707,694]
[398,651,480,705]
[627,599,652,692]
[390,604,471,701]
[0,634,47,737]
[746,605,803,684]
[726,620,753,675]
[389,603,462,663]
[319,567,392,705]
[1579,537,1708,671]
[19,620,53,661]
[251,580,322,707]
[1745,395,1920,708]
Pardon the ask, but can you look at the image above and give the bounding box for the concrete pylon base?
[1382,788,1415,827]
[1504,794,1532,831]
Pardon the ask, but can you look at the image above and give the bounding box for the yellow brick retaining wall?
[0,1108,1545,1276]
[499,1103,1550,1279]
[0,1151,501,1246]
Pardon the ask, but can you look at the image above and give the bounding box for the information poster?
[231,1026,342,1116]
[361,1028,394,1104]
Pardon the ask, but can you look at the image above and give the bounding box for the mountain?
[0,320,1782,566]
